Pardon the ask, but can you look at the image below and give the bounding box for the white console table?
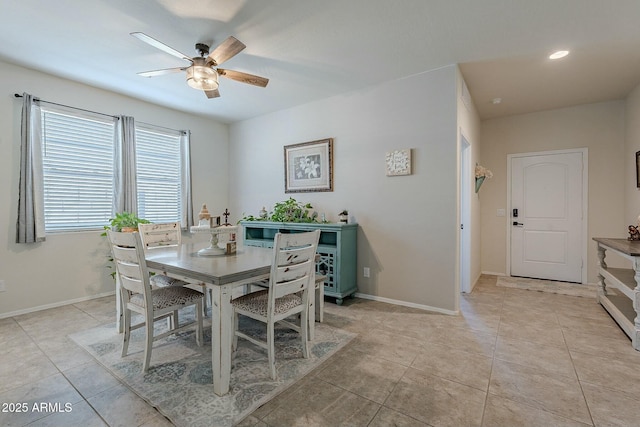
[593,237,640,350]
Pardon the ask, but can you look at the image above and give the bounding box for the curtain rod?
[14,93,117,119]
[14,93,187,134]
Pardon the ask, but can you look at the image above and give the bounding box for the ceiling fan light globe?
[186,65,219,90]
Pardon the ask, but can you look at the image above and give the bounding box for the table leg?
[210,284,234,396]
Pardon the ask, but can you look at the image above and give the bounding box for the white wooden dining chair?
[107,230,204,372]
[138,222,189,288]
[248,264,326,339]
[138,222,209,314]
[231,230,320,380]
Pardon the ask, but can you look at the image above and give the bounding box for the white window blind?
[135,124,182,223]
[41,107,115,232]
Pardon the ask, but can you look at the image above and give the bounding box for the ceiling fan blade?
[137,67,186,77]
[131,32,193,62]
[207,36,246,66]
[217,69,269,87]
[204,89,220,99]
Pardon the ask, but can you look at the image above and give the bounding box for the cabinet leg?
[336,297,343,306]
[633,260,640,351]
[596,245,608,299]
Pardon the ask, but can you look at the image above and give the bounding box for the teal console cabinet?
[240,221,357,304]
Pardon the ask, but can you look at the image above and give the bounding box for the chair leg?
[195,300,203,346]
[267,321,276,380]
[300,309,309,359]
[308,283,316,341]
[232,312,239,352]
[142,312,154,372]
[316,282,324,323]
[172,310,179,330]
[201,284,208,315]
[121,307,131,357]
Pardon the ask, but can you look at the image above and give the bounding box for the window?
[135,124,182,223]
[39,105,188,233]
[41,106,116,232]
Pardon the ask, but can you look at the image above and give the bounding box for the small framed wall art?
[284,138,333,193]
[385,148,412,176]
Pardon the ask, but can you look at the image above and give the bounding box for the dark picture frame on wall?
[636,151,640,188]
[284,138,333,193]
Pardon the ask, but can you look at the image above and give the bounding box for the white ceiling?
[2,0,640,123]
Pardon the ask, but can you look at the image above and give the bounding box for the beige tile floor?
[2,275,640,426]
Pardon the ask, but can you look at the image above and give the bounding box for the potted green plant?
[103,211,151,233]
[240,198,320,223]
[102,212,151,279]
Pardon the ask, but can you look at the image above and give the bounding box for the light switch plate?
[497,209,506,217]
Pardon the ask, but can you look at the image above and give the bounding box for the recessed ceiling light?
[492,98,502,105]
[549,50,570,60]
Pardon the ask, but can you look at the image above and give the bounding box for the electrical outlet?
[363,267,370,278]
[0,280,5,292]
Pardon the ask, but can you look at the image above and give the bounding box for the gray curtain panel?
[16,93,46,243]
[114,115,138,215]
[180,130,194,228]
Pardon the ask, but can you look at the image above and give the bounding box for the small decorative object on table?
[338,210,348,224]
[190,207,238,256]
[259,206,268,219]
[629,225,640,241]
[197,203,220,227]
[475,164,493,193]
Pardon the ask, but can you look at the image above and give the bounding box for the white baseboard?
[481,271,506,277]
[354,292,458,315]
[0,291,115,319]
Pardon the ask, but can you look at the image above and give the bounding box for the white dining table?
[143,243,275,395]
[112,241,318,395]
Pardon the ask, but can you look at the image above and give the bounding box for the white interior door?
[510,151,583,283]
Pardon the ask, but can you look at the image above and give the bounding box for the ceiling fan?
[130,32,269,99]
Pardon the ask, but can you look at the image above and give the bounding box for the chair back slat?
[111,245,140,265]
[273,274,309,299]
[275,258,313,282]
[119,275,145,296]
[275,245,317,268]
[138,222,181,251]
[268,230,320,312]
[107,230,151,299]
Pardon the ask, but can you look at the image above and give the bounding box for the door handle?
[512,221,524,227]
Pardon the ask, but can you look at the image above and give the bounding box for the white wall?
[480,101,626,283]
[229,65,461,313]
[625,84,640,225]
[0,60,229,317]
[456,68,482,291]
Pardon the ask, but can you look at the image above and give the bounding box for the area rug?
[496,276,597,298]
[70,312,355,427]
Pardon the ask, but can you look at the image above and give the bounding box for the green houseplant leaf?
[101,212,151,234]
[240,198,319,223]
